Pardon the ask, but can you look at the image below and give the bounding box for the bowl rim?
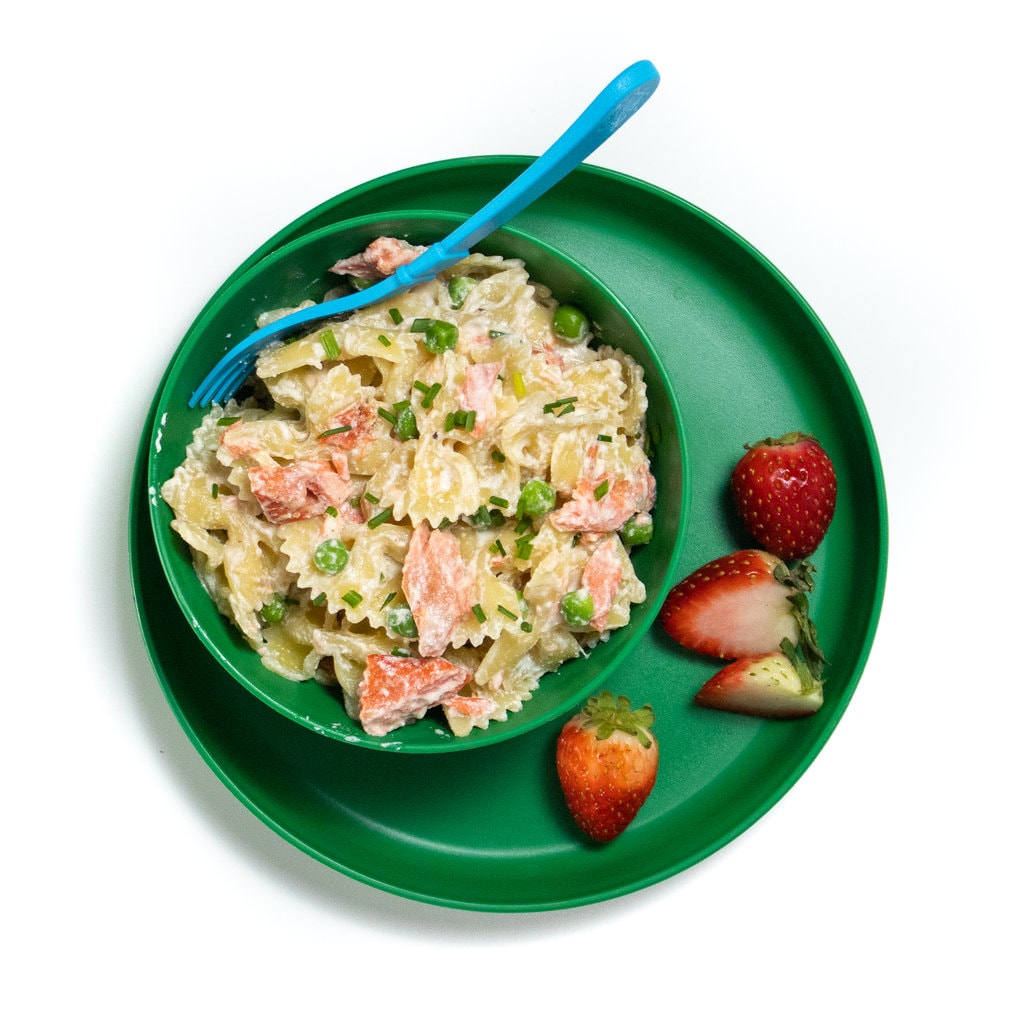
[148,208,690,753]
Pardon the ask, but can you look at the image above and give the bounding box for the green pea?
[313,538,349,574]
[561,589,595,628]
[621,514,654,546]
[447,276,475,310]
[552,304,589,343]
[387,605,419,639]
[394,404,419,442]
[517,479,556,519]
[412,317,459,354]
[261,593,288,624]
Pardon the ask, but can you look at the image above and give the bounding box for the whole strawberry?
[556,692,658,843]
[731,431,837,559]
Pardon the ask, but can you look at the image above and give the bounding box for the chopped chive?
[512,372,526,398]
[417,381,441,409]
[443,412,456,431]
[490,538,506,556]
[377,407,398,426]
[557,403,576,417]
[367,508,393,529]
[520,621,533,633]
[350,496,361,508]
[489,329,506,339]
[543,396,579,415]
[497,605,518,620]
[491,449,506,463]
[514,518,533,535]
[393,400,411,412]
[341,590,363,607]
[597,433,613,442]
[318,424,353,438]
[514,535,535,559]
[216,416,240,427]
[410,317,431,332]
[319,329,340,359]
[211,484,219,498]
[377,334,392,347]
[380,592,396,609]
[388,308,403,324]
[364,492,380,504]
[594,479,610,500]
[325,505,339,517]
[464,410,476,431]
[313,592,327,606]
[391,647,411,657]
[488,496,509,508]
[471,604,486,623]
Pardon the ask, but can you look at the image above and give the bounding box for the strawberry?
[659,549,816,659]
[730,431,837,559]
[695,639,824,719]
[556,692,659,843]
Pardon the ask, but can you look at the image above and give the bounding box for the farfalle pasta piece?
[161,242,659,737]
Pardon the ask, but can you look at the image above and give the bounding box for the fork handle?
[400,60,660,277]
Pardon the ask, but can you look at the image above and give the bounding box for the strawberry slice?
[658,550,816,659]
[695,639,824,718]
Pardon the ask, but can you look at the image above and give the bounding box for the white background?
[4,1,1020,1020]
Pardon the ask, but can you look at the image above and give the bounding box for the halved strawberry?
[556,692,659,843]
[731,431,837,559]
[695,639,824,718]
[658,550,816,659]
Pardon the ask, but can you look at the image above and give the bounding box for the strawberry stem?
[579,692,656,749]
[746,430,817,450]
[774,558,817,593]
[785,591,827,684]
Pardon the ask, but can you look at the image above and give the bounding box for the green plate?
[130,158,887,912]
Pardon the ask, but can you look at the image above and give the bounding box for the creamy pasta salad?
[162,238,657,737]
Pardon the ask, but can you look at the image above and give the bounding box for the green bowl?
[147,210,690,753]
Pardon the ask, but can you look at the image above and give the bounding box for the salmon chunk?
[581,537,622,631]
[248,459,353,524]
[402,521,475,657]
[328,237,427,280]
[456,362,501,436]
[550,446,655,534]
[358,653,471,736]
[443,694,500,719]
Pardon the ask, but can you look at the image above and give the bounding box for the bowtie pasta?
[161,242,657,737]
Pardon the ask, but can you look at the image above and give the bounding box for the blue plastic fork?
[188,59,660,408]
